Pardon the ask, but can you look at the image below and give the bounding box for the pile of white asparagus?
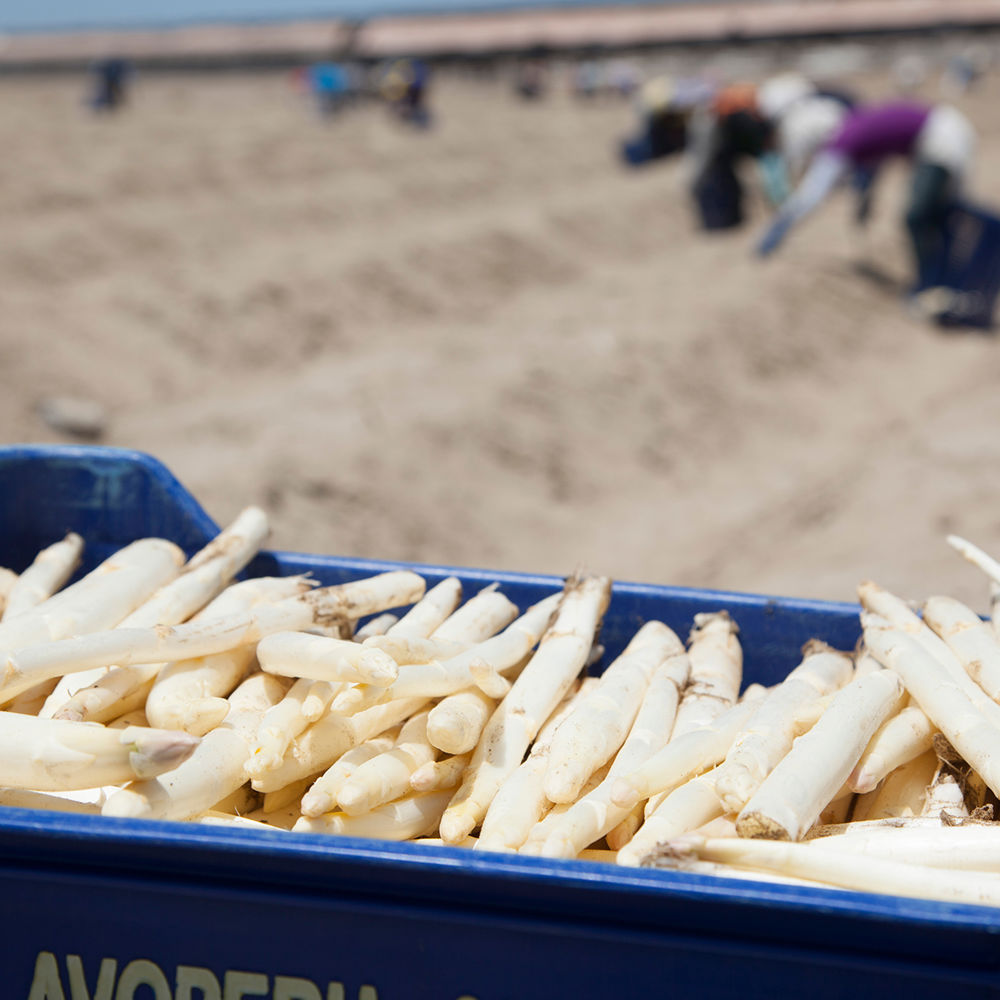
[5,511,1000,909]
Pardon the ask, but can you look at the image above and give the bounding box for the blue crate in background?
[2,444,1000,1000]
[930,202,1000,329]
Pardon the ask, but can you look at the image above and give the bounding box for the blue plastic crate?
[924,202,1000,329]
[2,444,1000,1000]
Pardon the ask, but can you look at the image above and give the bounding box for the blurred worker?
[756,72,856,183]
[686,82,781,230]
[307,61,353,117]
[620,75,715,167]
[89,57,131,113]
[755,100,976,310]
[379,57,432,127]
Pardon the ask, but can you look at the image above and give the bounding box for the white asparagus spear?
[947,534,1000,587]
[440,574,611,844]
[257,631,398,686]
[353,613,398,641]
[544,621,684,805]
[736,670,906,840]
[865,625,1000,799]
[410,752,472,793]
[0,714,198,790]
[426,687,496,755]
[385,577,463,639]
[0,787,104,815]
[301,681,339,722]
[851,749,940,823]
[298,571,427,629]
[610,693,765,811]
[605,806,645,852]
[806,819,1000,870]
[299,733,398,817]
[430,586,518,642]
[518,763,613,856]
[921,768,969,820]
[616,768,725,866]
[475,679,596,853]
[262,775,315,813]
[670,611,742,738]
[2,532,83,621]
[535,651,692,860]
[336,710,437,815]
[363,636,470,664]
[923,594,1000,702]
[847,701,937,794]
[249,696,428,793]
[665,836,1000,906]
[857,581,986,700]
[713,642,853,815]
[293,789,453,841]
[0,568,18,618]
[0,538,184,659]
[102,673,288,821]
[362,593,561,704]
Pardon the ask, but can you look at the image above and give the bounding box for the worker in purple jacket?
[755,101,975,294]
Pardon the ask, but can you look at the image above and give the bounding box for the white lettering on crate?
[26,953,395,1000]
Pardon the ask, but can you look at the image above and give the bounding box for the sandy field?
[3,45,1000,614]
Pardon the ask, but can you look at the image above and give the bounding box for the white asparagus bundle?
[543,621,684,806]
[426,687,496,755]
[249,695,429,793]
[610,694,765,812]
[2,532,83,621]
[1,571,421,705]
[923,594,1000,702]
[865,625,1000,799]
[736,670,906,840]
[0,713,199,790]
[0,538,184,662]
[336,709,437,816]
[410,752,472,793]
[851,749,940,823]
[616,768,726,867]
[847,700,938,794]
[659,836,1000,907]
[102,673,288,821]
[475,679,596,854]
[300,733,398,817]
[293,789,453,841]
[538,651,692,859]
[440,574,611,844]
[712,642,853,815]
[669,611,742,739]
[40,507,270,716]
[137,576,313,733]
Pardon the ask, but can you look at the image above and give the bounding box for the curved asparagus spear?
[0,714,198,791]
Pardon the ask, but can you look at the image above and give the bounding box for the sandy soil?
[3,52,1000,613]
